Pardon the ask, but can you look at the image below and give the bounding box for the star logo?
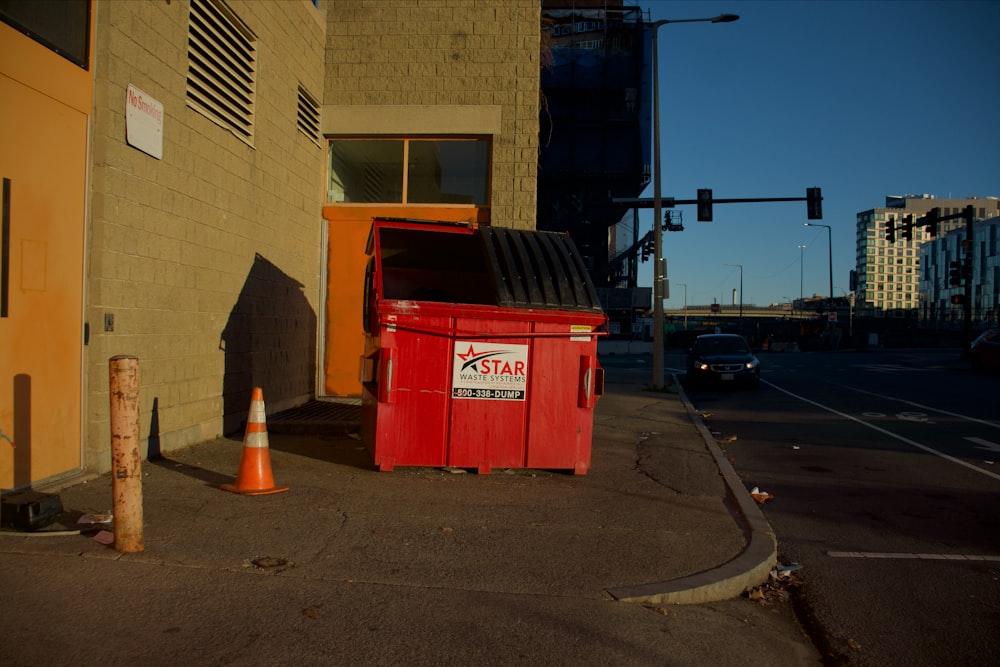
[456,344,507,372]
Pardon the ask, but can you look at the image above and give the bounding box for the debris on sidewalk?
[749,486,773,504]
[772,563,803,579]
[747,562,803,606]
[719,435,737,443]
[78,512,113,525]
[91,530,114,545]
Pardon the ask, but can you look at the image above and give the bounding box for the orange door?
[0,74,88,488]
[321,205,487,397]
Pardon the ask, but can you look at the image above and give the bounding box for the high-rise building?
[919,215,1000,326]
[854,195,1000,317]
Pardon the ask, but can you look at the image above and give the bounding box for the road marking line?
[762,380,1000,482]
[850,364,923,373]
[828,551,1000,561]
[832,384,1000,429]
[966,436,1000,454]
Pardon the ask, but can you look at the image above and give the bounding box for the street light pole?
[649,12,739,390]
[678,282,688,331]
[798,244,806,306]
[725,263,743,334]
[804,223,833,315]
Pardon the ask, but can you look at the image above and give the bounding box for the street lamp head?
[653,13,740,28]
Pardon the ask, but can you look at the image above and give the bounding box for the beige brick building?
[1,0,542,487]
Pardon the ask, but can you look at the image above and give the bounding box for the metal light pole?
[804,223,832,315]
[836,286,854,339]
[798,244,806,306]
[678,282,688,331]
[725,263,743,334]
[649,12,739,389]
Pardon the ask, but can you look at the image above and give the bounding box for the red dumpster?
[359,218,606,474]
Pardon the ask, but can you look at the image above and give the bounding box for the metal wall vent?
[186,0,257,144]
[297,85,321,147]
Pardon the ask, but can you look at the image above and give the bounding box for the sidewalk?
[0,363,820,666]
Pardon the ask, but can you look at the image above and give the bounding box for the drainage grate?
[267,399,360,434]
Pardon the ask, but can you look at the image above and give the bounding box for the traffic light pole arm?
[611,195,812,207]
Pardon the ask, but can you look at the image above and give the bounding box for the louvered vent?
[297,85,321,146]
[186,0,256,144]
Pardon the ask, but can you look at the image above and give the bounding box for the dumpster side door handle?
[578,356,603,408]
[378,347,395,403]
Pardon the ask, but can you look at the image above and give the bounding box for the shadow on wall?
[220,254,317,436]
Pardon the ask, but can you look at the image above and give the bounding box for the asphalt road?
[669,348,1000,667]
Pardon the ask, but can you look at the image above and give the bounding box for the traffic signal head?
[900,215,913,241]
[923,207,939,237]
[806,187,822,220]
[885,218,895,243]
[963,204,975,225]
[949,260,962,286]
[697,189,713,222]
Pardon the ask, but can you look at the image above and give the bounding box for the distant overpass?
[663,304,817,319]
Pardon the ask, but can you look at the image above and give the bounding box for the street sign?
[828,312,838,322]
[710,303,720,313]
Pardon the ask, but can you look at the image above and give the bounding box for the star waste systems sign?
[451,342,528,400]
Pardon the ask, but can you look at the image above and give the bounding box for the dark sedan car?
[686,333,760,388]
[969,329,1000,373]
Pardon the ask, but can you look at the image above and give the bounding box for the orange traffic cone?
[221,387,289,495]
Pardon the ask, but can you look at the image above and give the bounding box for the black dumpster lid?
[371,219,603,313]
[479,226,602,312]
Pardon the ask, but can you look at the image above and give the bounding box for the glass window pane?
[328,140,404,203]
[1,0,90,68]
[407,140,489,205]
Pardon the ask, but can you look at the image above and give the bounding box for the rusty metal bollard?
[109,355,143,553]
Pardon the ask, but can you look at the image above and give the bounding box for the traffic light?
[697,189,713,222]
[949,260,962,287]
[806,187,823,220]
[885,218,895,243]
[923,207,939,237]
[900,214,913,241]
[963,204,975,226]
[951,294,965,305]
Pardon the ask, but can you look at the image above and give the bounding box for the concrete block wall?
[324,0,541,229]
[85,0,327,473]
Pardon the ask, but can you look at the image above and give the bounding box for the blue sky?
[634,0,1000,308]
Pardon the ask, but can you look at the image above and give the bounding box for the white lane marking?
[832,384,1000,429]
[828,551,1000,561]
[897,411,933,423]
[966,436,1000,454]
[762,379,1000,482]
[850,364,923,373]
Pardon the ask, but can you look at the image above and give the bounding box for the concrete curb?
[607,373,777,605]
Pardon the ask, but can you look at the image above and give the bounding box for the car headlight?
[696,362,709,371]
[745,359,759,370]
